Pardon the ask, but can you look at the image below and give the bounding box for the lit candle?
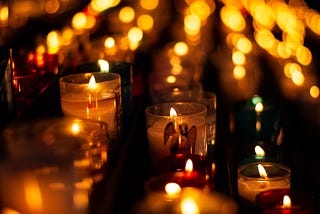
[145,159,214,193]
[262,195,312,214]
[59,72,122,142]
[145,102,207,173]
[237,162,291,206]
[137,184,238,214]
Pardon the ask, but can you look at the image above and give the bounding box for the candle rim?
[60,72,121,85]
[145,102,207,118]
[237,162,291,180]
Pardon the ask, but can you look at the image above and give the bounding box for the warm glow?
[88,75,97,90]
[61,27,74,46]
[236,37,253,54]
[282,195,291,209]
[1,208,21,214]
[255,145,265,157]
[98,59,109,72]
[220,6,246,32]
[71,122,80,134]
[73,189,89,210]
[128,27,143,50]
[284,62,302,79]
[255,102,264,112]
[310,85,320,98]
[296,45,312,66]
[170,107,177,117]
[254,29,276,50]
[174,42,189,56]
[90,0,120,13]
[0,6,9,25]
[45,0,60,14]
[233,65,246,79]
[166,75,176,84]
[72,12,87,30]
[47,30,60,54]
[291,70,304,86]
[119,6,135,23]
[258,164,268,179]
[140,0,159,10]
[137,14,154,31]
[24,175,43,212]
[180,197,200,214]
[171,64,182,75]
[232,50,246,65]
[184,14,201,36]
[104,37,115,48]
[189,1,213,22]
[185,159,193,173]
[165,182,181,195]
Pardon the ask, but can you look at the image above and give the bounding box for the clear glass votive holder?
[59,72,122,143]
[159,89,217,159]
[145,102,207,175]
[0,117,109,214]
[237,162,291,208]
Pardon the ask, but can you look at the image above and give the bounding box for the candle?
[136,185,238,214]
[145,158,214,193]
[237,162,291,206]
[145,102,207,173]
[0,117,109,214]
[59,72,122,142]
[262,195,312,214]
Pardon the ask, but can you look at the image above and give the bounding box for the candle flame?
[185,159,193,172]
[255,145,265,157]
[71,122,80,134]
[98,59,109,72]
[170,107,177,117]
[282,195,291,209]
[88,75,96,89]
[258,164,268,179]
[165,182,181,196]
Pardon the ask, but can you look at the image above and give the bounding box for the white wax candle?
[147,115,207,164]
[237,177,290,203]
[237,163,291,204]
[61,92,117,138]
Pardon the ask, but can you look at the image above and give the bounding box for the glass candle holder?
[145,102,207,175]
[237,162,291,208]
[59,72,122,143]
[0,117,109,214]
[135,186,238,214]
[159,89,217,161]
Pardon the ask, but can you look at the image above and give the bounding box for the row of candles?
[143,93,316,213]
[1,56,316,213]
[57,67,316,213]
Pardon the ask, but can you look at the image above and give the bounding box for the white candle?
[145,102,207,168]
[237,162,291,204]
[60,72,121,142]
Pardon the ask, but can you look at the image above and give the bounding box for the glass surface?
[0,117,109,214]
[59,72,122,143]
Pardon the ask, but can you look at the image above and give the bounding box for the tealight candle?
[262,195,312,214]
[145,102,207,174]
[237,162,291,206]
[59,72,122,143]
[145,159,214,193]
[136,185,238,214]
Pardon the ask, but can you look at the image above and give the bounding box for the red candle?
[145,159,213,193]
[262,195,312,214]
